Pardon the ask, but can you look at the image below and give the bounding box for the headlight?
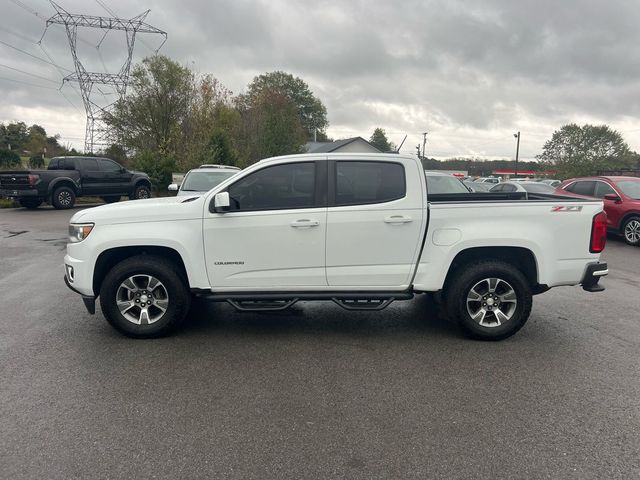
[68,223,94,243]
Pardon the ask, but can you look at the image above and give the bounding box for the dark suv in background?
[556,176,640,246]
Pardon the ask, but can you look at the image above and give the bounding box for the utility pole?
[513,131,521,178]
[41,1,167,153]
[422,132,428,160]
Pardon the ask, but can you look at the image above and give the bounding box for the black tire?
[19,198,43,209]
[621,216,640,246]
[130,184,151,200]
[102,196,121,204]
[99,255,191,338]
[51,186,76,209]
[444,260,532,341]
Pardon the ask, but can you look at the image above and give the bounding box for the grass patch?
[0,198,18,208]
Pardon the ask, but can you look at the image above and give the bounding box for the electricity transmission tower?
[41,1,167,153]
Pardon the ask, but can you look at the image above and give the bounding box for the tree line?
[0,122,73,168]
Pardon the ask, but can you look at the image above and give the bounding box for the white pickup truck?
[64,153,608,340]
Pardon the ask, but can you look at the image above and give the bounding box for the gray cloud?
[2,0,640,158]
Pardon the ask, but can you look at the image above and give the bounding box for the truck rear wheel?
[19,198,42,209]
[99,255,191,338]
[445,260,532,340]
[52,186,76,209]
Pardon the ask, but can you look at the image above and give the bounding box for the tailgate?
[0,172,35,192]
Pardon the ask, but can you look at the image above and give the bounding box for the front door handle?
[291,219,320,228]
[384,215,413,224]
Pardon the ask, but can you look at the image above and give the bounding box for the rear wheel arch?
[93,246,190,297]
[48,179,78,198]
[442,246,539,292]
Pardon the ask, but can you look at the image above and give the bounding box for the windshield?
[521,183,556,194]
[181,170,237,192]
[616,179,640,199]
[426,175,470,194]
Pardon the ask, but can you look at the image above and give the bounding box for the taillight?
[28,174,39,186]
[590,211,607,253]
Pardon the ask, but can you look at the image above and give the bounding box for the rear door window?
[81,158,100,171]
[567,181,595,196]
[335,161,405,206]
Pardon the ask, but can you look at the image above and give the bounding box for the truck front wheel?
[99,255,191,338]
[131,184,151,200]
[52,186,76,209]
[445,260,532,341]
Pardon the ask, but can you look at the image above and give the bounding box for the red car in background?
[555,176,640,246]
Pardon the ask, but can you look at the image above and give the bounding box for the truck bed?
[428,192,585,203]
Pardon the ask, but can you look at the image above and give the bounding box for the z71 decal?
[551,205,583,212]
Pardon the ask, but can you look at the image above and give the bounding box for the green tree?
[28,154,44,168]
[369,128,396,152]
[242,71,328,140]
[537,124,638,178]
[25,124,47,155]
[238,91,306,165]
[4,122,28,151]
[106,55,194,156]
[0,149,21,168]
[132,150,176,192]
[206,129,237,166]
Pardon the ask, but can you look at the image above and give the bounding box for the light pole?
[513,131,520,178]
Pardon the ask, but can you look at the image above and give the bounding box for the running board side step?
[332,298,395,311]
[194,290,414,312]
[226,299,299,312]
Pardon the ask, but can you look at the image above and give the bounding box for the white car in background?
[490,181,557,195]
[169,165,241,197]
[475,177,500,184]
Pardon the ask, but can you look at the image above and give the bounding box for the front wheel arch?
[93,246,190,297]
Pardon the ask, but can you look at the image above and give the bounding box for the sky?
[2,0,640,160]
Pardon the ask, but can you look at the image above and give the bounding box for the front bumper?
[64,274,96,314]
[581,262,608,292]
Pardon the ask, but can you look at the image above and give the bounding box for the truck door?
[98,158,131,195]
[325,159,425,287]
[203,161,328,288]
[78,158,104,195]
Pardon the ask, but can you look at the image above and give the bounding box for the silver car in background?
[169,165,241,197]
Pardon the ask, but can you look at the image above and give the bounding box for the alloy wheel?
[115,274,169,325]
[466,277,518,328]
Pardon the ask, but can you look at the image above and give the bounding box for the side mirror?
[213,191,230,212]
[168,183,178,192]
[603,193,621,203]
[121,167,126,173]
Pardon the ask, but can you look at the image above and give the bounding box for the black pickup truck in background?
[0,156,151,209]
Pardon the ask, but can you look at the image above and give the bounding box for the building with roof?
[305,137,382,154]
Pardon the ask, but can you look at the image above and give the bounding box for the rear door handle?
[384,215,412,224]
[291,219,320,228]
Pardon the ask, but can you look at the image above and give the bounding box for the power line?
[0,38,72,72]
[0,75,58,90]
[0,62,59,83]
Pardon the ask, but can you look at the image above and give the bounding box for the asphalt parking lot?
[1,204,639,479]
